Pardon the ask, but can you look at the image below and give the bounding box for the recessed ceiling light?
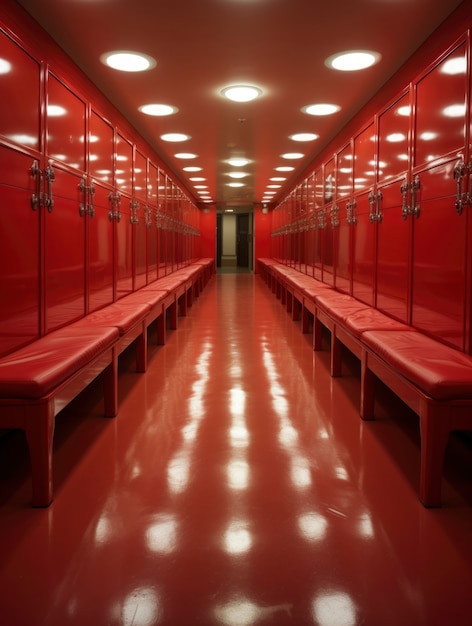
[194,185,208,189]
[228,172,248,178]
[270,177,286,181]
[325,50,380,71]
[228,158,249,166]
[275,166,295,172]
[139,104,178,116]
[101,51,156,72]
[174,153,197,159]
[281,153,304,159]
[267,184,281,189]
[183,166,202,172]
[161,133,191,142]
[302,103,341,116]
[222,85,262,102]
[228,182,245,187]
[189,177,206,182]
[290,133,319,142]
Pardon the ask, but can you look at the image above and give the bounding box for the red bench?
[258,258,472,507]
[0,259,214,507]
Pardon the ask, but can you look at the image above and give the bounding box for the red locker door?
[133,149,148,289]
[322,159,335,285]
[376,91,411,322]
[352,123,377,305]
[88,110,114,312]
[44,74,86,332]
[0,146,40,355]
[147,161,158,282]
[0,31,40,152]
[410,41,468,349]
[158,169,166,277]
[334,143,353,294]
[305,172,315,277]
[115,134,133,299]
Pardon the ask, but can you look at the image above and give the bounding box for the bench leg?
[135,325,147,373]
[156,313,166,345]
[292,297,301,322]
[103,352,118,417]
[25,402,55,507]
[360,352,376,420]
[419,402,449,507]
[170,301,178,330]
[331,330,343,377]
[302,305,310,334]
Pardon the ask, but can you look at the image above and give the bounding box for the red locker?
[133,149,148,290]
[158,169,166,276]
[44,73,87,332]
[410,40,468,349]
[114,133,133,299]
[376,91,411,323]
[322,159,335,285]
[334,142,353,294]
[87,110,114,312]
[147,161,159,282]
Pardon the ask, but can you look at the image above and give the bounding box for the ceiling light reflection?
[214,597,292,626]
[101,51,156,72]
[297,512,328,541]
[312,591,357,626]
[224,520,252,554]
[227,459,250,490]
[120,587,161,626]
[290,455,312,488]
[146,514,179,554]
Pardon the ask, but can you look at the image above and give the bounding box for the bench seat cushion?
[345,308,412,338]
[362,330,472,400]
[316,292,370,323]
[0,326,119,399]
[74,301,150,334]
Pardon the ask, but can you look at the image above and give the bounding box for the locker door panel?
[334,202,350,294]
[47,74,86,171]
[0,32,40,151]
[322,160,335,284]
[414,42,467,168]
[147,162,158,281]
[88,182,114,312]
[89,111,114,186]
[0,147,39,355]
[354,123,376,192]
[134,204,147,290]
[376,179,410,322]
[115,195,133,299]
[411,159,466,348]
[378,92,410,183]
[158,169,166,276]
[352,192,375,306]
[44,168,85,332]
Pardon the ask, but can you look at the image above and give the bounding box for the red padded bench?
[360,330,472,507]
[0,259,214,507]
[258,258,472,507]
[0,324,119,507]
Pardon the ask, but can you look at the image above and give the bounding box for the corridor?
[1,273,472,625]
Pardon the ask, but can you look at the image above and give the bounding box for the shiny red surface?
[1,273,472,625]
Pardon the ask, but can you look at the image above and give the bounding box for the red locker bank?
[1,1,472,625]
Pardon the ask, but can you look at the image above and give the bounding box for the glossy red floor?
[1,273,472,625]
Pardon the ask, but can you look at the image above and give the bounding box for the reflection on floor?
[1,273,472,626]
[217,266,252,274]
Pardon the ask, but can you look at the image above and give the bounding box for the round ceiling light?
[302,103,341,116]
[290,133,319,142]
[101,51,156,72]
[325,50,380,71]
[161,133,191,142]
[222,85,262,102]
[281,153,304,160]
[227,158,249,167]
[139,104,178,116]
[174,153,197,159]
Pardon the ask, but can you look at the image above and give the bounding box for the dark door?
[237,213,249,267]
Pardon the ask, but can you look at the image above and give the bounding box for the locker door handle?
[44,160,55,213]
[30,159,42,211]
[453,159,471,216]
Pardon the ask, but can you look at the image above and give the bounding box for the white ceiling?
[15,0,464,210]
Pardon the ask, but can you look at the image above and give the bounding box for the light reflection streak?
[165,345,212,494]
[227,458,250,490]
